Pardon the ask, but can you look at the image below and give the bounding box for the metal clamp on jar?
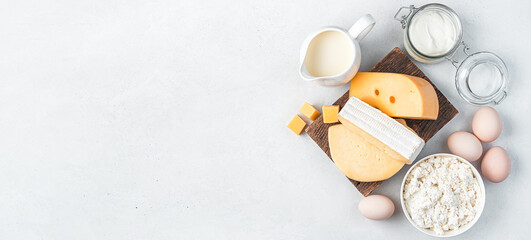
[394,3,508,105]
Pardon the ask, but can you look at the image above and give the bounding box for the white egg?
[473,107,502,143]
[448,131,483,162]
[358,195,394,220]
[481,146,510,183]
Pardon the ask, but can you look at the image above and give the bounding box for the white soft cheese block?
[338,97,425,164]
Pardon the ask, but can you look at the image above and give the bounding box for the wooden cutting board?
[306,47,459,196]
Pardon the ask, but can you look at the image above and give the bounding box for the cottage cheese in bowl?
[401,154,485,237]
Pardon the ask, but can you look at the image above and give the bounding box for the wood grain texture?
[306,47,459,196]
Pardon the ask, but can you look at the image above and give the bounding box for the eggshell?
[472,106,502,142]
[448,131,483,162]
[481,146,510,183]
[358,195,394,220]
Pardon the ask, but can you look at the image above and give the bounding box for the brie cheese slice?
[338,97,425,164]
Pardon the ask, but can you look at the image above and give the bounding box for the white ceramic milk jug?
[299,14,375,87]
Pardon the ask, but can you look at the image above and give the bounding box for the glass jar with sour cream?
[398,4,462,63]
[395,3,508,105]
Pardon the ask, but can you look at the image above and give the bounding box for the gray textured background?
[0,0,529,239]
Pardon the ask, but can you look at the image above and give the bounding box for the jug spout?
[300,62,347,87]
[299,37,316,82]
[299,62,318,81]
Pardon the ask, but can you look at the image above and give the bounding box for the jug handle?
[348,14,376,42]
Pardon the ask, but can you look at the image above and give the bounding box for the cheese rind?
[322,105,339,123]
[299,102,320,121]
[349,72,439,120]
[395,118,416,133]
[328,124,405,182]
[339,97,425,164]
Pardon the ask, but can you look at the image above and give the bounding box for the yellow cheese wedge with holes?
[328,124,405,182]
[349,72,439,120]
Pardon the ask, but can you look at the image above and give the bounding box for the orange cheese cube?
[299,102,320,121]
[288,115,306,135]
[349,72,439,120]
[322,105,339,123]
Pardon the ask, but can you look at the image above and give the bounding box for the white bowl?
[400,153,486,237]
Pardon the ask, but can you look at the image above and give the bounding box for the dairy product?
[409,10,457,56]
[338,97,425,164]
[322,105,339,123]
[328,124,405,182]
[299,102,320,121]
[287,115,306,135]
[349,72,439,120]
[403,155,481,235]
[304,30,354,77]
